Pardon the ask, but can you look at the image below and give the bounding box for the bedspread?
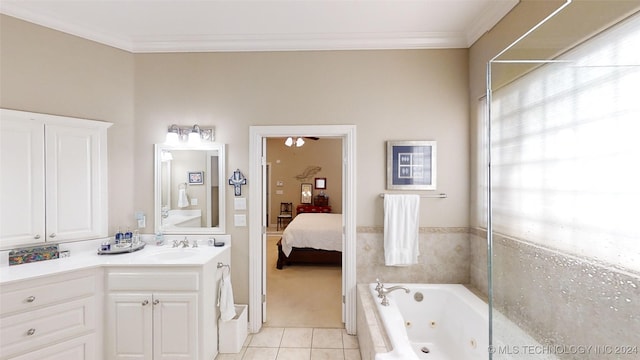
[281,213,342,256]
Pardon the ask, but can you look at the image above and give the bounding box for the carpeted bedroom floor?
[264,235,342,328]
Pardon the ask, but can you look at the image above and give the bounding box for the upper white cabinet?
[0,109,111,249]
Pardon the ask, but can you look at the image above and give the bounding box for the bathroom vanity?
[0,239,231,360]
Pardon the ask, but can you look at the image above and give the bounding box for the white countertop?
[0,236,231,285]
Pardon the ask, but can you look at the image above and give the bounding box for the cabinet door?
[0,114,45,247]
[106,294,153,360]
[45,123,106,242]
[153,293,198,360]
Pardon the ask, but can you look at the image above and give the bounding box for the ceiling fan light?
[285,137,294,147]
[296,137,305,147]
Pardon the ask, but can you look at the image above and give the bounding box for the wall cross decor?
[228,169,247,196]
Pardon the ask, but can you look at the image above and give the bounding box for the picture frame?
[188,171,204,185]
[386,140,437,190]
[301,183,313,204]
[314,177,327,189]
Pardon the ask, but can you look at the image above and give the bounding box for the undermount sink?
[145,248,201,261]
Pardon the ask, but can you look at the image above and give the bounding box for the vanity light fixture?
[166,124,180,144]
[165,124,215,144]
[188,125,202,145]
[284,137,305,147]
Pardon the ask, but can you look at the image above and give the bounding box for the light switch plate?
[234,197,247,210]
[234,214,247,227]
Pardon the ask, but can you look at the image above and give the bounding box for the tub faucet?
[378,285,410,306]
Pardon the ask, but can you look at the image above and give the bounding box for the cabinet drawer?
[8,333,96,360]
[0,297,95,358]
[107,271,199,291]
[0,275,95,315]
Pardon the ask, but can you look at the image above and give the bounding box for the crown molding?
[1,0,518,53]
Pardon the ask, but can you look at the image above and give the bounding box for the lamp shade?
[165,132,179,144]
[188,131,201,145]
[285,137,294,147]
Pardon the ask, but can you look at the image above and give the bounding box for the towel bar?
[379,193,447,198]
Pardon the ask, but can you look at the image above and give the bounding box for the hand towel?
[218,270,236,321]
[384,194,420,266]
[177,188,189,208]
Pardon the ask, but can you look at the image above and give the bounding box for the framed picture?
[314,177,326,189]
[188,171,204,185]
[386,140,437,190]
[301,183,313,204]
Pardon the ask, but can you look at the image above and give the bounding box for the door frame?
[248,125,357,334]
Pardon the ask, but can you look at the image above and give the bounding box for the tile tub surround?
[470,229,640,360]
[356,284,390,360]
[356,227,470,284]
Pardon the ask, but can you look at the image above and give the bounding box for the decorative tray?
[98,242,146,255]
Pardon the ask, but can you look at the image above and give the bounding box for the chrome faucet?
[376,282,410,306]
[173,237,190,248]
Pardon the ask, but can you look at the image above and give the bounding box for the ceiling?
[0,0,519,53]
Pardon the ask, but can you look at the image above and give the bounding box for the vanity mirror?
[154,143,226,234]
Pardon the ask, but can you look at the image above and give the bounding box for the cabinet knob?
[27,328,36,336]
[34,234,41,240]
[26,296,36,303]
[153,299,160,305]
[142,300,149,306]
[49,233,57,238]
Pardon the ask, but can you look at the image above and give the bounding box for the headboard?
[296,204,332,215]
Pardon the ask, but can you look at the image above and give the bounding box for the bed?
[276,212,342,269]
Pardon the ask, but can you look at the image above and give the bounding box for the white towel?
[384,194,420,266]
[218,270,236,321]
[177,188,189,208]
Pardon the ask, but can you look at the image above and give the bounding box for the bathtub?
[369,283,489,360]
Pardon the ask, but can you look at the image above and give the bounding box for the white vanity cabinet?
[105,260,224,360]
[0,269,104,360]
[0,109,111,249]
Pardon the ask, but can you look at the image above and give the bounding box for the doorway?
[248,125,357,335]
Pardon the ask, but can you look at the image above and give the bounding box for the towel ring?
[217,262,230,276]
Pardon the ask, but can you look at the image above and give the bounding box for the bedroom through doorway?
[249,124,357,335]
[264,136,343,328]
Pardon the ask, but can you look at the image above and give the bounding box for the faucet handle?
[192,240,198,248]
[375,278,384,292]
[172,239,179,247]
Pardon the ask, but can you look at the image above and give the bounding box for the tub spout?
[378,285,410,306]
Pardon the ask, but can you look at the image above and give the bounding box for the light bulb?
[285,137,294,147]
[296,137,305,147]
[188,131,201,145]
[165,132,179,144]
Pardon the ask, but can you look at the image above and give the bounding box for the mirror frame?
[301,183,312,204]
[154,142,226,235]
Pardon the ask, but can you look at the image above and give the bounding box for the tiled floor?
[215,327,361,360]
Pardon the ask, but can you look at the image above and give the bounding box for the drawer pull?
[26,296,36,303]
[153,299,160,305]
[27,328,36,336]
[142,300,149,306]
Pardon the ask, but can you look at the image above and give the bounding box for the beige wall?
[132,50,470,303]
[0,15,135,236]
[2,15,470,304]
[267,137,343,220]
